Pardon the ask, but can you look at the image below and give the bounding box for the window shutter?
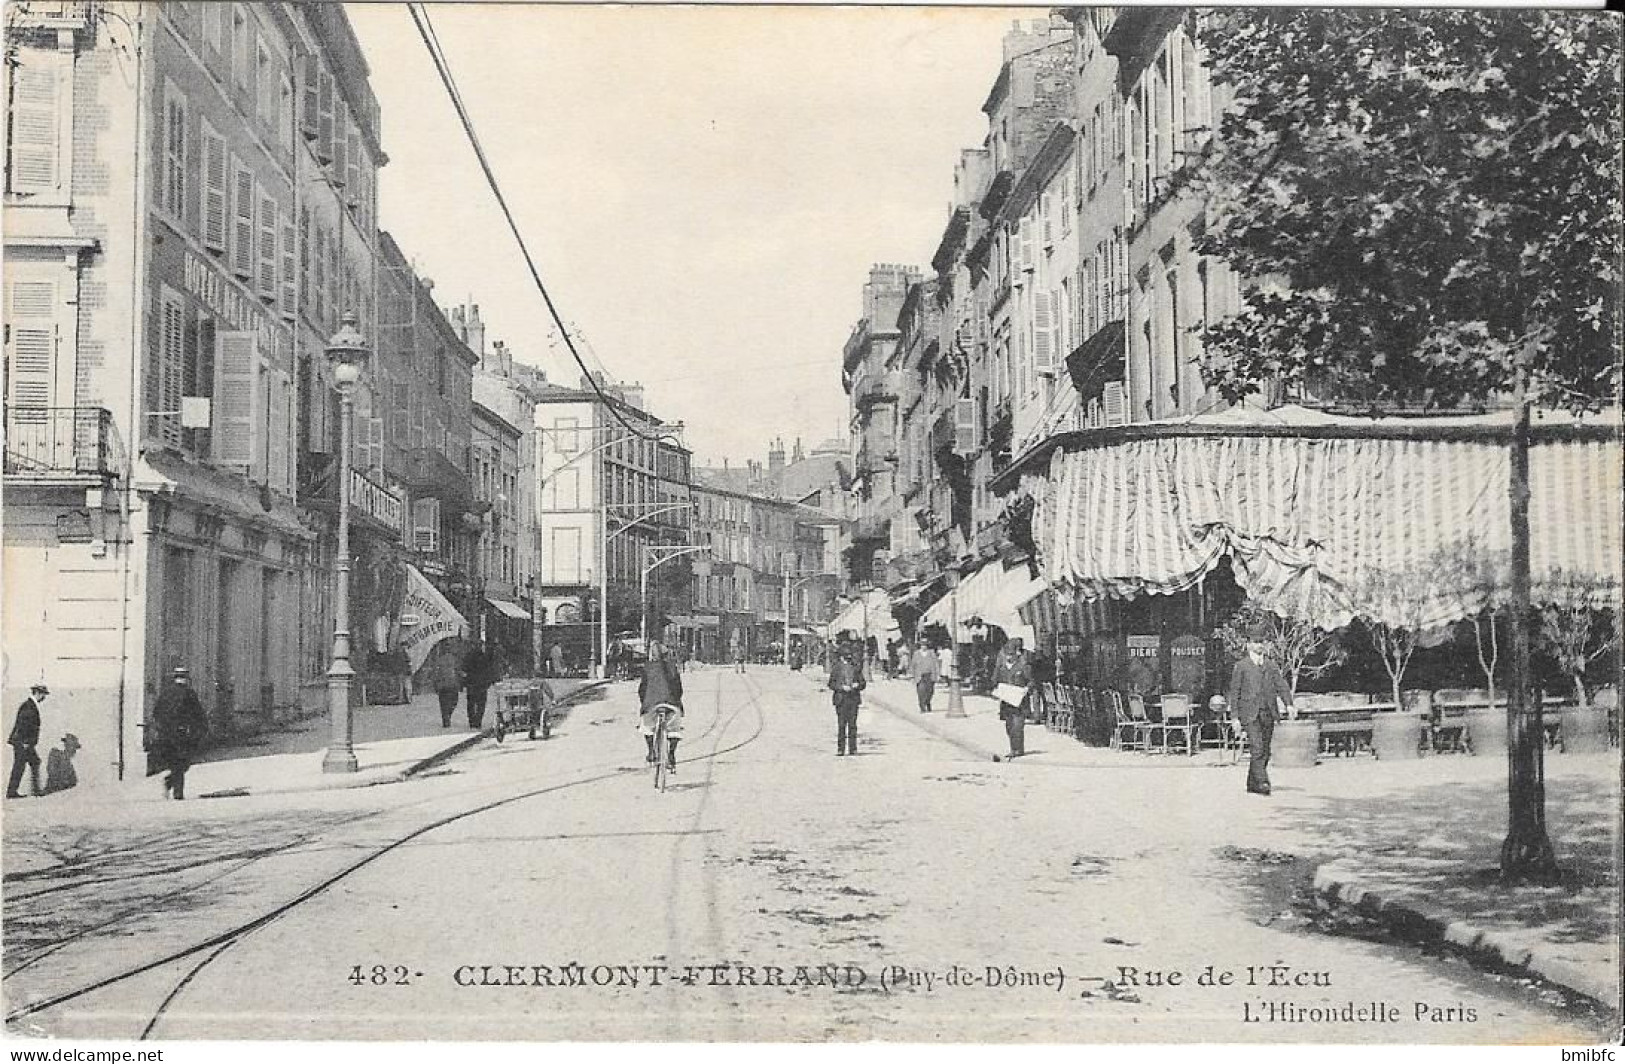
[317,69,335,163]
[1033,291,1054,375]
[369,416,384,472]
[332,105,349,185]
[8,59,60,194]
[413,498,440,554]
[212,331,261,470]
[200,124,227,251]
[345,122,361,202]
[5,280,56,414]
[1103,380,1127,427]
[953,396,979,453]
[257,193,277,300]
[265,369,288,495]
[151,288,186,447]
[300,54,320,141]
[1019,219,1034,274]
[231,162,254,280]
[280,212,296,319]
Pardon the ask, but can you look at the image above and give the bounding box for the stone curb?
[864,685,1006,763]
[1311,859,1616,1007]
[199,680,610,799]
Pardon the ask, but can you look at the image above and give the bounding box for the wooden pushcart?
[492,679,555,742]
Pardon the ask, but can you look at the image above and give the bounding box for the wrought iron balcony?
[3,406,121,480]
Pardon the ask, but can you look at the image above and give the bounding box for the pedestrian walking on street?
[429,644,464,728]
[463,639,500,730]
[152,667,208,799]
[1227,641,1293,796]
[995,637,1032,758]
[7,683,47,799]
[910,641,940,713]
[548,641,565,678]
[638,640,685,772]
[828,635,866,757]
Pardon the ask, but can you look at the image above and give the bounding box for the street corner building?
[0,3,496,787]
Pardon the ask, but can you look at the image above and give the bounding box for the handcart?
[492,679,555,743]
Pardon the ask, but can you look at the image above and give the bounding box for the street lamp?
[640,544,708,647]
[323,311,369,774]
[945,569,966,718]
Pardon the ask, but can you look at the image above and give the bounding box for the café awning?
[1031,405,1621,631]
[922,559,1045,642]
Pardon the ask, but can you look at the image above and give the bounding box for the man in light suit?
[1227,641,1293,796]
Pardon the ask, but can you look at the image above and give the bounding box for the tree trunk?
[1500,394,1560,882]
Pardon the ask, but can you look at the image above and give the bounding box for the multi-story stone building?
[2,2,387,782]
[688,479,831,663]
[533,378,690,672]
[840,263,917,590]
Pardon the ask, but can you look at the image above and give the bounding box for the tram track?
[5,667,770,1038]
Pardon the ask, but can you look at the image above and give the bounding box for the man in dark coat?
[995,638,1033,758]
[828,635,866,757]
[638,641,685,771]
[1227,641,1294,796]
[153,667,208,799]
[463,639,500,730]
[7,683,47,798]
[428,642,463,728]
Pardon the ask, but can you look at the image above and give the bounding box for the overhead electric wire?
[406,3,666,442]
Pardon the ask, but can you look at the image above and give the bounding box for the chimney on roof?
[768,436,786,475]
[465,303,485,360]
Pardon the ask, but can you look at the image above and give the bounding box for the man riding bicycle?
[638,640,684,772]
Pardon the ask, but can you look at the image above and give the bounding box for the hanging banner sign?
[397,564,468,674]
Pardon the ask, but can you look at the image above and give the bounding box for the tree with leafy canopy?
[1192,10,1620,881]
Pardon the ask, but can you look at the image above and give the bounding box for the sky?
[345,3,1029,467]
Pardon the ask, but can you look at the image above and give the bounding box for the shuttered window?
[6,55,61,196]
[153,287,187,447]
[200,122,227,251]
[280,211,297,319]
[257,192,278,300]
[231,160,254,280]
[266,369,292,495]
[1032,291,1054,377]
[345,123,361,205]
[278,73,294,152]
[300,54,321,142]
[212,331,261,471]
[162,85,187,224]
[5,279,56,415]
[316,68,335,163]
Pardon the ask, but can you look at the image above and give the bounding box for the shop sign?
[55,510,92,544]
[351,469,404,534]
[1127,634,1160,658]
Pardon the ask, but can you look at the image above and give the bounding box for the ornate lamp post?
[323,312,369,773]
[945,570,966,717]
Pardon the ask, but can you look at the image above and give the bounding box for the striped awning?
[1033,411,1621,631]
[922,559,1046,641]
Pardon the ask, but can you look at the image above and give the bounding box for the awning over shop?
[1032,406,1621,631]
[399,565,468,674]
[922,559,1046,643]
[486,597,530,621]
[825,588,897,641]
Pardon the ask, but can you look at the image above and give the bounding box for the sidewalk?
[867,674,1620,1008]
[23,679,604,806]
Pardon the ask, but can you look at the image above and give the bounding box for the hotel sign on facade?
[352,468,405,536]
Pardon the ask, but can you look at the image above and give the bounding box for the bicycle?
[650,702,680,792]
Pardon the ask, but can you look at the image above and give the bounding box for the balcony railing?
[4,406,121,480]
